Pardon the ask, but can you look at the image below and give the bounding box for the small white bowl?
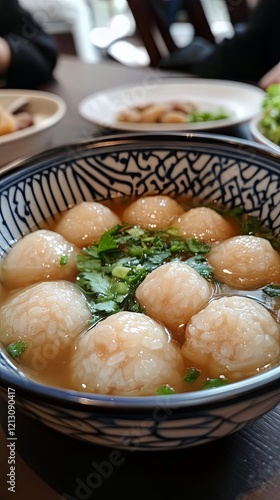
[250,116,280,153]
[0,89,66,167]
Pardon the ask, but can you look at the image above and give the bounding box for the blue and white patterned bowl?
[0,133,280,451]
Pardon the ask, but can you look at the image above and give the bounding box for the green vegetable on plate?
[259,83,280,146]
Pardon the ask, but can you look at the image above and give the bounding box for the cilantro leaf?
[186,255,215,282]
[186,238,211,254]
[75,224,217,327]
[210,205,280,250]
[77,271,112,296]
[74,223,226,327]
[98,233,118,254]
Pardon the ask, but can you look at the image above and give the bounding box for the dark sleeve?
[0,0,58,88]
[192,0,280,83]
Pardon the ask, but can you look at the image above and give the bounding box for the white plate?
[0,89,66,166]
[78,78,265,132]
[250,117,280,153]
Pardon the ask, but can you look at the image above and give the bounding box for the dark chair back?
[126,0,250,68]
[225,0,250,26]
[126,0,177,67]
[185,0,216,44]
[126,0,219,67]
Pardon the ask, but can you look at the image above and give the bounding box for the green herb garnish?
[76,223,212,326]
[156,385,176,395]
[212,205,280,251]
[184,368,200,384]
[259,83,280,146]
[97,224,121,254]
[188,109,229,123]
[203,378,230,390]
[186,255,215,282]
[6,341,27,359]
[59,255,68,266]
[262,284,280,298]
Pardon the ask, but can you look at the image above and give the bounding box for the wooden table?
[0,55,279,500]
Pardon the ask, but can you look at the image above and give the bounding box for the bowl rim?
[1,349,279,410]
[1,131,279,410]
[1,130,280,177]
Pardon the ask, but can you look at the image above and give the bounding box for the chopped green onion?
[156,385,176,395]
[113,282,129,295]
[262,284,280,298]
[6,341,27,359]
[184,367,200,384]
[126,227,145,237]
[203,378,230,390]
[112,265,130,278]
[59,255,68,266]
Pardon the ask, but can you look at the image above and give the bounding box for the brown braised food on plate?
[0,105,34,136]
[117,101,230,124]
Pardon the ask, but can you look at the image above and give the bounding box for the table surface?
[0,55,279,500]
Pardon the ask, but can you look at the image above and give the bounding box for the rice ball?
[208,235,280,289]
[122,195,184,230]
[182,296,280,379]
[71,311,185,396]
[54,201,121,247]
[0,281,92,371]
[174,207,239,242]
[0,229,79,290]
[135,261,213,340]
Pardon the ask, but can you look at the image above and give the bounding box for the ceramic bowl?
[250,117,280,153]
[0,89,66,167]
[0,133,279,451]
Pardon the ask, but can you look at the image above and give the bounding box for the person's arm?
[0,0,58,88]
[259,62,280,89]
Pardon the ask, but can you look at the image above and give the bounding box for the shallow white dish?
[0,89,66,167]
[79,78,265,132]
[250,116,280,153]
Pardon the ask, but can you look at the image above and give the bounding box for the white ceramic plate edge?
[0,89,67,145]
[78,78,265,132]
[250,116,280,153]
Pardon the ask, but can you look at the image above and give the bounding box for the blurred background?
[18,0,257,66]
